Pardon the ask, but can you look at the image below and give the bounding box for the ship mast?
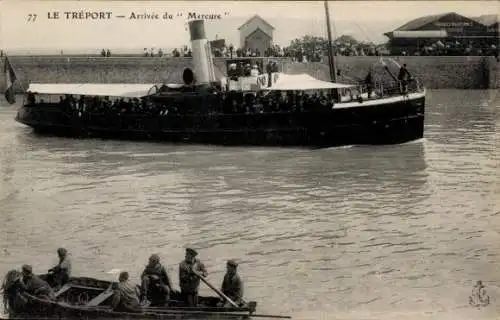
[324,0,337,82]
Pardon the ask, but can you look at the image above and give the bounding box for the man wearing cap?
[140,254,173,306]
[179,248,207,306]
[220,260,244,307]
[48,247,72,288]
[17,264,54,300]
[110,271,142,312]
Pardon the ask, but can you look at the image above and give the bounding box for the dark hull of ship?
[15,95,425,148]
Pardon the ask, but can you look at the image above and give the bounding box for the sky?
[0,0,497,54]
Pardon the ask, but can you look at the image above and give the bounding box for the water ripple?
[0,90,499,318]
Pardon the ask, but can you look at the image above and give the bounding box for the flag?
[4,57,17,104]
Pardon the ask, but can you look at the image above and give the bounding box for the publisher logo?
[469,280,490,308]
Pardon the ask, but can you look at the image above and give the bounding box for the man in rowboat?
[219,259,244,307]
[47,247,72,289]
[16,264,55,300]
[110,271,142,313]
[140,254,173,305]
[179,248,207,307]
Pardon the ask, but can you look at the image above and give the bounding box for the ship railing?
[339,79,423,103]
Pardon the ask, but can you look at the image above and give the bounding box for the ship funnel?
[188,19,216,85]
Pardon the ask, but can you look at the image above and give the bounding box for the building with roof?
[238,15,274,55]
[384,12,498,55]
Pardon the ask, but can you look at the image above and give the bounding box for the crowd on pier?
[210,43,382,62]
[90,41,497,64]
[394,40,498,57]
[5,41,496,61]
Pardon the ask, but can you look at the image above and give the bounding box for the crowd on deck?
[223,90,337,114]
[26,61,415,119]
[28,87,346,119]
[33,92,335,117]
[30,83,412,120]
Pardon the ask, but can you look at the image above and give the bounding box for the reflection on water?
[0,90,499,319]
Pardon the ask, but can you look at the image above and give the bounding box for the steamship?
[10,5,425,148]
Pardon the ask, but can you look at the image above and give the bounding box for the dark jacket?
[179,259,207,293]
[19,275,53,299]
[141,263,172,289]
[221,273,243,302]
[110,281,141,313]
[398,67,411,81]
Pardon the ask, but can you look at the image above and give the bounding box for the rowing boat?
[2,272,290,319]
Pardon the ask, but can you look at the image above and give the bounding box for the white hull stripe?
[335,90,426,109]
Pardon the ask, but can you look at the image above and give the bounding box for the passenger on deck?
[219,260,244,307]
[110,271,142,313]
[140,254,173,305]
[243,64,251,76]
[17,264,54,300]
[364,71,374,97]
[398,64,412,93]
[48,247,72,288]
[250,65,259,77]
[228,63,238,81]
[27,92,36,105]
[271,61,279,73]
[179,248,207,307]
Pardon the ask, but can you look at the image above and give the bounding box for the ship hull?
[15,93,425,148]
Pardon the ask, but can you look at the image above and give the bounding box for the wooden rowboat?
[2,272,290,319]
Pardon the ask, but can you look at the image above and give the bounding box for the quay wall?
[0,55,498,93]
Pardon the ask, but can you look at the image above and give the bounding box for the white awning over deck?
[27,83,159,98]
[265,73,355,91]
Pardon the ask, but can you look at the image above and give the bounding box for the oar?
[191,269,239,308]
[141,310,292,319]
[246,315,291,319]
[88,304,292,319]
[90,304,291,317]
